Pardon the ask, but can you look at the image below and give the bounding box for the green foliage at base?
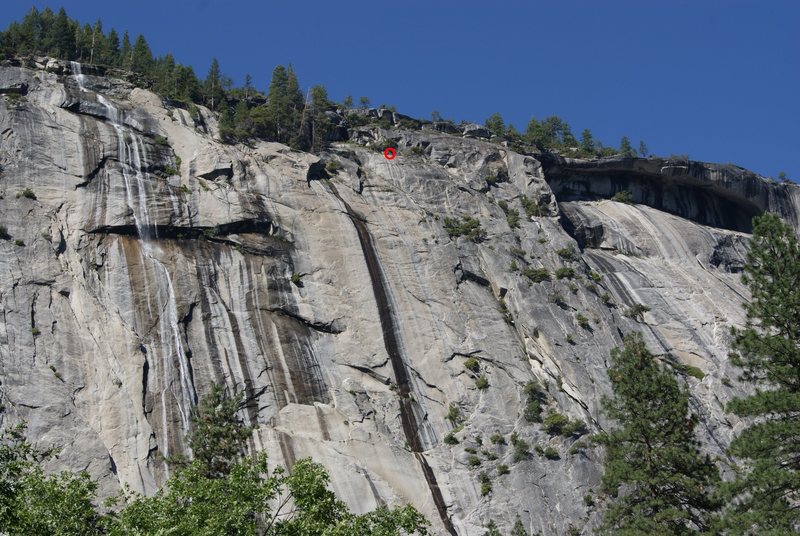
[0,386,430,536]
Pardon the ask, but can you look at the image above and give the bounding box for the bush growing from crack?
[479,471,492,496]
[16,188,36,200]
[612,190,633,203]
[290,272,303,287]
[475,375,489,390]
[624,303,650,322]
[522,267,550,283]
[446,403,461,425]
[443,216,486,242]
[555,267,576,279]
[543,446,560,460]
[490,433,506,445]
[463,357,480,373]
[556,246,577,261]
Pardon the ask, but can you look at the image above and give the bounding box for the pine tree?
[76,23,93,62]
[723,213,800,533]
[285,65,304,146]
[154,53,177,97]
[505,124,522,145]
[37,8,55,56]
[265,64,289,141]
[484,112,505,138]
[638,140,649,157]
[265,64,303,145]
[173,65,201,103]
[51,7,74,60]
[105,28,120,66]
[130,34,153,77]
[186,385,252,478]
[619,136,634,157]
[306,84,333,152]
[580,128,595,155]
[119,31,132,70]
[203,58,226,112]
[561,123,577,148]
[233,100,254,140]
[16,7,41,55]
[243,73,253,100]
[359,96,370,109]
[596,333,721,534]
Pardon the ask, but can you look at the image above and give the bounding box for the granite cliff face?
[1,60,799,535]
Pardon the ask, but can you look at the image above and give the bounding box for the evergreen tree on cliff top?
[596,333,721,534]
[723,213,800,533]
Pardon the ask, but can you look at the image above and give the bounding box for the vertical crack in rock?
[326,183,458,536]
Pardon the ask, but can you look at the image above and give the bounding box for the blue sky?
[4,1,799,180]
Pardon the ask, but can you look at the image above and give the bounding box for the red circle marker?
[383,147,397,160]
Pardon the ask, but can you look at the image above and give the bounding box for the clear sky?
[4,0,799,180]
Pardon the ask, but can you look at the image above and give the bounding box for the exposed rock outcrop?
[1,61,799,535]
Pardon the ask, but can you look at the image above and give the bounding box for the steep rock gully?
[326,183,458,535]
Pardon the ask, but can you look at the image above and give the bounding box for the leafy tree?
[484,112,505,138]
[109,386,429,535]
[359,96,371,109]
[0,422,102,535]
[342,95,353,109]
[619,136,634,157]
[595,333,721,534]
[722,213,800,534]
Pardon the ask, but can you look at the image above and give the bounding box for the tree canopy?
[0,386,430,536]
[722,213,800,533]
[596,333,721,534]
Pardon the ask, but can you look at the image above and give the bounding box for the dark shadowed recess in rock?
[540,156,770,233]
